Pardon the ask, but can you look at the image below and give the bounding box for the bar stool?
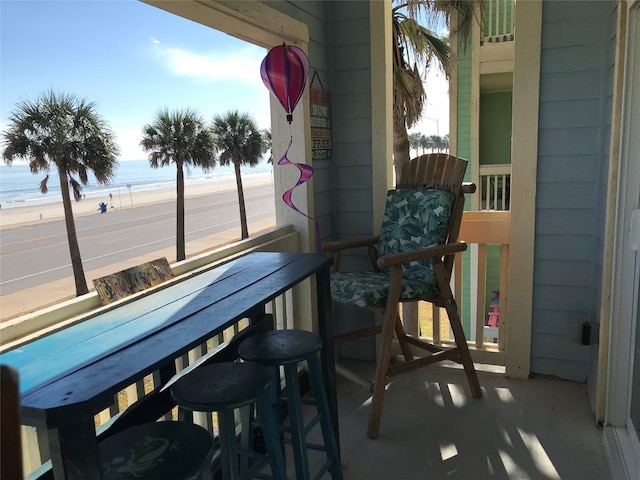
[170,362,286,480]
[238,330,343,480]
[99,421,214,479]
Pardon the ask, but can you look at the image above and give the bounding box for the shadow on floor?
[328,359,610,480]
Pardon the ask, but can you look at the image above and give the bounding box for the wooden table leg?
[48,416,102,479]
[315,265,340,456]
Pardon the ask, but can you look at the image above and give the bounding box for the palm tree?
[392,0,480,181]
[2,90,119,296]
[141,108,216,262]
[408,132,422,157]
[442,133,450,152]
[263,128,273,164]
[427,134,439,152]
[211,111,266,240]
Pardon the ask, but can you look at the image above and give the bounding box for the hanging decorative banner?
[310,71,332,160]
[260,43,321,251]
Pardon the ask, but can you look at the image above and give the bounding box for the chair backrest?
[397,153,467,193]
[395,154,472,276]
[378,188,455,287]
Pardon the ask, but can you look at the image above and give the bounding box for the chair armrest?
[462,182,477,194]
[377,242,468,269]
[322,235,379,253]
[323,236,380,272]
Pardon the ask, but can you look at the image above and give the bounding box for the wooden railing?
[479,164,511,211]
[14,225,302,478]
[459,211,510,365]
[483,0,516,44]
[404,211,510,367]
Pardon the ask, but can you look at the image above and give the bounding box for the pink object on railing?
[487,304,500,327]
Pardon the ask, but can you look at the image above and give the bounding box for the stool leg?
[283,363,311,480]
[307,356,343,480]
[239,404,252,475]
[219,409,240,480]
[258,388,287,479]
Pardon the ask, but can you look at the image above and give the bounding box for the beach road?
[0,177,275,320]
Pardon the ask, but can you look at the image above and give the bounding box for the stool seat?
[171,362,272,411]
[239,330,343,480]
[170,361,286,480]
[100,421,213,480]
[238,329,321,365]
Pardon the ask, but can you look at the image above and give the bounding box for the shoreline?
[0,172,273,229]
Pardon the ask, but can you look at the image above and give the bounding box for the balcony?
[480,0,515,89]
[2,217,610,479]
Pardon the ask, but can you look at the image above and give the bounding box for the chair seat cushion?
[330,271,439,307]
[330,188,453,308]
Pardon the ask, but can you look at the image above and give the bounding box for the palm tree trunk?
[58,169,88,296]
[233,160,249,239]
[176,162,186,261]
[393,116,411,184]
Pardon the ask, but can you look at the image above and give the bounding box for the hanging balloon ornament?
[260,43,308,123]
[260,43,321,252]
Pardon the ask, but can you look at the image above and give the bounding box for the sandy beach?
[0,172,273,229]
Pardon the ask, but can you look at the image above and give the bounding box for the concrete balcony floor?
[311,359,611,480]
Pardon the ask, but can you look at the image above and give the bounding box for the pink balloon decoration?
[260,44,309,123]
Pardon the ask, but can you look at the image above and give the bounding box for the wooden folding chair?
[324,153,482,438]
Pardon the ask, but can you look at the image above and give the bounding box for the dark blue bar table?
[0,252,337,480]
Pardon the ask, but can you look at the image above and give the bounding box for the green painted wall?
[456,47,472,163]
[456,34,473,337]
[479,92,512,165]
[480,92,511,319]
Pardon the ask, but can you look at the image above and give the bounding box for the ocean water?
[0,159,272,209]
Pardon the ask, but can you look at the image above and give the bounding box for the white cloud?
[411,68,449,136]
[115,127,146,161]
[152,40,264,85]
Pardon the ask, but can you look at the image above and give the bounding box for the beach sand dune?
[0,173,275,320]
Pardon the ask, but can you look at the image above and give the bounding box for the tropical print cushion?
[331,188,454,307]
[331,271,442,307]
[378,188,453,280]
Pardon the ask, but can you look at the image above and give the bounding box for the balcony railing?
[483,0,516,44]
[401,211,510,367]
[10,211,511,477]
[479,164,511,211]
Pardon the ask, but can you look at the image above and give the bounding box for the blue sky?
[1,0,271,161]
[1,0,448,162]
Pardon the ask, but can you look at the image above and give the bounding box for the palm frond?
[69,177,82,202]
[2,89,119,190]
[39,175,49,194]
[140,107,216,171]
[211,111,265,168]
